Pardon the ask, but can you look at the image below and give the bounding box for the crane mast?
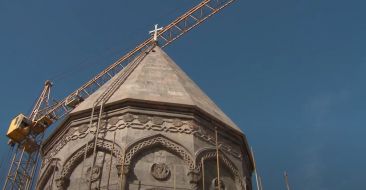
[3,81,52,190]
[2,0,237,189]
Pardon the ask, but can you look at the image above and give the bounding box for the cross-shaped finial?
[149,24,163,41]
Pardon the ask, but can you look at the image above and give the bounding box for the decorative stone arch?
[119,134,196,190]
[56,138,123,190]
[124,134,195,170]
[36,158,61,190]
[195,148,245,189]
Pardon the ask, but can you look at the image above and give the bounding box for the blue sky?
[0,0,365,189]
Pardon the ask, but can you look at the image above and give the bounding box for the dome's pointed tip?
[72,47,242,133]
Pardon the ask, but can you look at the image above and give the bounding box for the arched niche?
[196,148,245,190]
[36,158,61,190]
[56,138,123,190]
[124,134,195,189]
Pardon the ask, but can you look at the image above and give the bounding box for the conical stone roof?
[71,46,242,132]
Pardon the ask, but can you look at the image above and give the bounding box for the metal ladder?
[81,44,155,190]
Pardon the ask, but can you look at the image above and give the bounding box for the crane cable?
[78,44,155,189]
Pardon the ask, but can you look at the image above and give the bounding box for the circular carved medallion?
[86,166,101,182]
[151,163,170,181]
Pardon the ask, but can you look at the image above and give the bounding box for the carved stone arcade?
[36,46,253,189]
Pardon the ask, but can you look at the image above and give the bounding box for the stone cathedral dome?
[38,46,254,190]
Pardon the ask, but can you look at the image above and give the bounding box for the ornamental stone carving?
[152,116,164,125]
[196,150,239,177]
[86,166,101,182]
[123,113,135,122]
[54,139,123,190]
[55,177,69,190]
[151,163,170,180]
[124,135,195,170]
[109,116,119,125]
[78,124,88,133]
[42,113,242,168]
[137,115,149,123]
[196,149,245,189]
[187,170,201,190]
[38,45,253,190]
[36,158,60,190]
[173,119,183,127]
[116,164,130,176]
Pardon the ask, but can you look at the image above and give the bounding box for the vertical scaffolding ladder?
[85,45,155,189]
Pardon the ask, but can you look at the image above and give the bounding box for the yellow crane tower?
[2,0,237,189]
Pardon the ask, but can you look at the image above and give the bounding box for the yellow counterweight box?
[7,114,32,143]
